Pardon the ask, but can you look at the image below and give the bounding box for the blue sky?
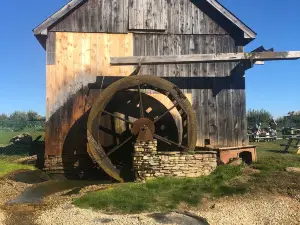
[0,0,299,118]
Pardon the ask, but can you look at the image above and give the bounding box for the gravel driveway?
[36,204,209,225]
[0,211,5,225]
[34,192,300,225]
[195,194,300,225]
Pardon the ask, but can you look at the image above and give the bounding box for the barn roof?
[33,0,256,46]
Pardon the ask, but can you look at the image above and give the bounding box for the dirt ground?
[0,170,300,225]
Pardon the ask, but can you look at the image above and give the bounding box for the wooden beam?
[255,61,265,65]
[33,0,87,35]
[110,51,300,66]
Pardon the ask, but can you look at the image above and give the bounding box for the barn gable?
[35,0,256,161]
[33,0,256,48]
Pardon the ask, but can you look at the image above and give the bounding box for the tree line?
[247,109,300,130]
[0,111,45,121]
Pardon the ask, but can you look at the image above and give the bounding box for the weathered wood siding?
[50,0,227,35]
[45,32,133,155]
[133,34,247,147]
[46,32,133,120]
[45,0,248,158]
[50,0,129,33]
[128,0,167,30]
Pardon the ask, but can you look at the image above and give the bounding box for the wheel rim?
[87,75,197,182]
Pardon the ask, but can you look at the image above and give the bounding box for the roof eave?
[33,0,87,36]
[205,0,257,39]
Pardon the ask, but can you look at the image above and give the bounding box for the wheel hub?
[131,118,155,141]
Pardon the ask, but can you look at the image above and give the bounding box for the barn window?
[128,0,167,31]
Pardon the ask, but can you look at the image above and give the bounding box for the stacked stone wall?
[133,140,217,181]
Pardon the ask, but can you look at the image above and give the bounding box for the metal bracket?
[130,60,142,76]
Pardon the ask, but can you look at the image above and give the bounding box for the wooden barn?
[33,0,298,180]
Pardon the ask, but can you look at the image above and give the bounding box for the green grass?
[247,140,300,195]
[0,129,44,145]
[74,140,300,213]
[253,139,300,173]
[0,159,35,177]
[74,165,246,213]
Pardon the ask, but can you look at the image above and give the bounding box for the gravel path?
[36,204,207,225]
[0,178,32,205]
[194,194,300,225]
[0,211,5,225]
[35,192,300,225]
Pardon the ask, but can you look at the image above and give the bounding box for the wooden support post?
[282,138,293,153]
[281,137,300,153]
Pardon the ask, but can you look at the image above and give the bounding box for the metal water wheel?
[87,75,197,182]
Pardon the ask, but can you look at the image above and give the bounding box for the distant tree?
[0,113,8,121]
[247,109,273,129]
[9,111,29,121]
[27,110,42,121]
[277,114,300,128]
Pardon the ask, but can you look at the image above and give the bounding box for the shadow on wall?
[46,81,179,181]
[62,109,108,180]
[45,65,246,180]
[89,64,245,96]
[46,88,109,180]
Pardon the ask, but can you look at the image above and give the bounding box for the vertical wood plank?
[96,33,104,76]
[207,36,217,146]
[90,33,98,78]
[225,36,234,147]
[128,0,135,30]
[98,0,104,32]
[179,0,184,34]
[122,0,129,33]
[215,36,226,147]
[112,0,121,32]
[90,0,98,32]
[46,32,56,65]
[102,0,112,32]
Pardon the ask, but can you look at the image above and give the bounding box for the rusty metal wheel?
[87,75,197,182]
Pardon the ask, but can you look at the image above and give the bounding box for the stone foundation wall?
[43,155,64,173]
[133,140,217,181]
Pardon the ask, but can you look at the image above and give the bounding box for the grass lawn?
[74,140,300,213]
[246,140,300,196]
[0,159,35,177]
[0,129,45,146]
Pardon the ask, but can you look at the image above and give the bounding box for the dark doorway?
[239,151,253,165]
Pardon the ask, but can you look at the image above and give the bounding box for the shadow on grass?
[265,149,293,154]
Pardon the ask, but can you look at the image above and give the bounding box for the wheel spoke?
[153,134,189,150]
[98,125,121,138]
[153,102,179,124]
[101,110,134,124]
[107,136,133,157]
[138,84,145,118]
